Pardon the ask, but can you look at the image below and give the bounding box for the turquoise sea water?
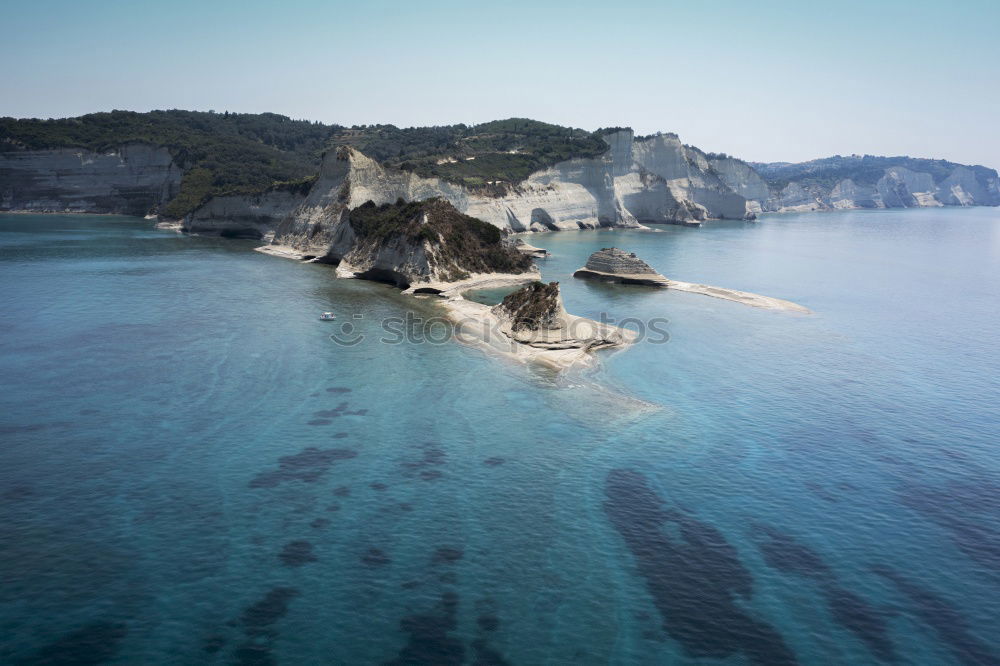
[1,209,998,664]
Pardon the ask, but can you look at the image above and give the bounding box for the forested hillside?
[329,119,611,188]
[1,112,619,214]
[0,110,336,217]
[753,155,998,191]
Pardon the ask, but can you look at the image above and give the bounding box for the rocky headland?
[252,196,631,369]
[258,197,538,289]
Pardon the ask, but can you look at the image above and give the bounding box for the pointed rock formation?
[440,281,635,369]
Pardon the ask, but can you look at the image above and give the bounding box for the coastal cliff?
[752,156,1000,212]
[181,186,309,239]
[263,197,537,289]
[0,144,181,215]
[3,112,998,229]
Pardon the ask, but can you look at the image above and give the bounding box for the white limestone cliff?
[259,130,760,256]
[754,164,1000,213]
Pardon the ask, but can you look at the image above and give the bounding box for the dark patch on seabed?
[19,621,127,665]
[402,442,447,481]
[203,634,227,653]
[754,523,832,578]
[362,547,391,567]
[279,540,317,567]
[249,447,357,488]
[385,591,464,665]
[314,401,368,418]
[483,456,506,466]
[471,602,510,664]
[471,637,511,665]
[898,477,1000,574]
[477,615,500,631]
[753,523,895,661]
[872,565,998,666]
[603,468,798,665]
[432,547,464,564]
[326,386,352,393]
[234,587,299,665]
[2,484,34,501]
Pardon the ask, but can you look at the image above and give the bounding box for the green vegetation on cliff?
[1,112,618,211]
[348,198,533,280]
[494,281,561,332]
[0,110,337,218]
[331,119,610,190]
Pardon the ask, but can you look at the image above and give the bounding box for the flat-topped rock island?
[575,247,809,313]
[573,247,670,286]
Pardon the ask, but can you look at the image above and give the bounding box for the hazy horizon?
[3,0,998,168]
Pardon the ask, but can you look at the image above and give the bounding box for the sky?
[2,0,998,166]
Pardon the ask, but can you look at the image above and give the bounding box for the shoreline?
[254,244,322,262]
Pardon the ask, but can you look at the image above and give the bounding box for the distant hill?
[752,154,997,192]
[1,112,614,216]
[0,110,336,218]
[2,111,997,222]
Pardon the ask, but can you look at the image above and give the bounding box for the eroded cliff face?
[0,144,181,215]
[258,131,759,255]
[709,157,772,215]
[754,163,1000,213]
[182,189,306,239]
[304,198,535,289]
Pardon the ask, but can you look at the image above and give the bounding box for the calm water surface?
[1,209,998,664]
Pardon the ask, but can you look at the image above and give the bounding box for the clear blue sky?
[3,0,998,167]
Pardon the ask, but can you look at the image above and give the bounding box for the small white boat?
[319,312,337,321]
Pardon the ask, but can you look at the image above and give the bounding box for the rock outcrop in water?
[0,144,182,215]
[573,247,670,287]
[267,197,537,290]
[441,281,635,369]
[491,281,564,335]
[510,238,548,258]
[573,247,809,312]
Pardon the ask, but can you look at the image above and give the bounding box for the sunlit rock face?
[261,130,759,252]
[752,157,1000,213]
[573,247,670,287]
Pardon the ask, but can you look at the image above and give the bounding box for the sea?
[1,207,997,664]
